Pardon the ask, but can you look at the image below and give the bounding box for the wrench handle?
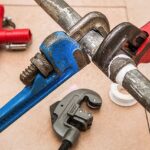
[0,5,4,28]
[0,29,32,43]
[136,22,150,64]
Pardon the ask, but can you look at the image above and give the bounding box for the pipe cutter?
[50,89,102,150]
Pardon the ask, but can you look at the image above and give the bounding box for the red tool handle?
[137,22,150,64]
[0,29,32,43]
[0,5,4,28]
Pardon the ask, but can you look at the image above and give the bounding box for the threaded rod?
[20,64,38,85]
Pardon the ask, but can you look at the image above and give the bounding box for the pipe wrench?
[109,22,150,107]
[0,31,90,132]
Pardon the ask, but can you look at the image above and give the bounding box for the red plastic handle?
[136,22,150,64]
[0,5,4,29]
[0,4,32,47]
[0,29,32,43]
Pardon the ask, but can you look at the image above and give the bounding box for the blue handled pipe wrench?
[0,31,90,132]
[0,0,110,132]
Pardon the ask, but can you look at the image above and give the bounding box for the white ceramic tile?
[125,0,150,27]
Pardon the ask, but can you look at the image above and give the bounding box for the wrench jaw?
[92,22,146,76]
[68,11,110,42]
[50,89,102,148]
[68,11,110,57]
[34,0,109,56]
[0,32,90,132]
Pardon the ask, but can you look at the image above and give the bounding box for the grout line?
[123,0,127,6]
[3,4,126,9]
[125,6,129,21]
[69,5,126,8]
[123,0,129,22]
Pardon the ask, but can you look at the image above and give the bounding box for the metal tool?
[109,22,150,107]
[0,4,32,50]
[1,0,150,132]
[50,89,102,150]
[0,9,109,131]
[0,11,107,132]
[34,0,106,56]
[92,22,150,112]
[19,11,109,86]
[0,32,90,132]
[34,0,150,111]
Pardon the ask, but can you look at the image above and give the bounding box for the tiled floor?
[0,0,150,150]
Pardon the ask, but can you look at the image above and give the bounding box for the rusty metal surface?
[1,3,150,150]
[109,57,135,82]
[34,0,150,113]
[20,64,38,85]
[92,22,150,112]
[31,53,53,77]
[123,69,150,112]
[34,0,104,56]
[34,0,81,32]
[92,22,144,75]
[68,11,110,41]
[73,50,90,69]
[20,53,53,85]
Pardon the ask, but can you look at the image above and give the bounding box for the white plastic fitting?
[109,83,137,107]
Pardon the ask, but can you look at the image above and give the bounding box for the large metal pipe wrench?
[0,31,90,132]
[0,0,150,132]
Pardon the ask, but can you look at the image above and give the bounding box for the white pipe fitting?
[109,83,137,107]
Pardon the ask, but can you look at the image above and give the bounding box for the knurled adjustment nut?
[31,53,53,77]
